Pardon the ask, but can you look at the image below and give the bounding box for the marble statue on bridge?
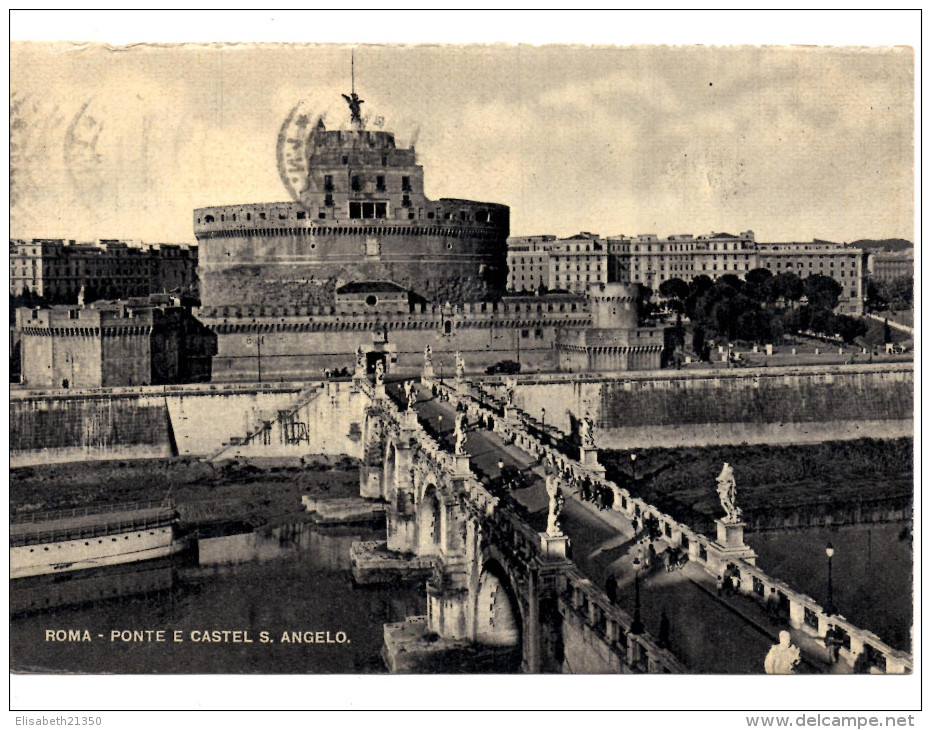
[580,414,596,449]
[716,462,743,524]
[355,346,366,377]
[454,412,468,455]
[764,631,801,674]
[423,345,433,369]
[545,475,565,538]
[404,381,416,410]
[374,360,385,386]
[504,378,516,407]
[455,351,465,381]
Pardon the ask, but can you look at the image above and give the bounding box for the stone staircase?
[205,383,325,463]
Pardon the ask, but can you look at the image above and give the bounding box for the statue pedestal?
[579,448,606,477]
[713,520,757,565]
[422,365,435,380]
[453,453,472,477]
[373,383,386,399]
[539,532,570,560]
[503,406,518,422]
[403,409,419,429]
[579,446,599,466]
[716,520,745,548]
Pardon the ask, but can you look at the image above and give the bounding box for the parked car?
[485,360,521,375]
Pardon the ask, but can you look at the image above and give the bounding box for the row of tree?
[865,275,913,313]
[647,269,867,351]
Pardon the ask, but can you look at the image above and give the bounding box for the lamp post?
[630,452,638,481]
[541,407,546,431]
[824,542,836,616]
[497,459,506,489]
[630,550,644,634]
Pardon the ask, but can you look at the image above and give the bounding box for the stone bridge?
[348,362,911,675]
[352,374,684,674]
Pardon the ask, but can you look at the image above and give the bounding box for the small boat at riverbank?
[10,501,185,579]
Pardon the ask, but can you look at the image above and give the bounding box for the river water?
[10,522,425,674]
[746,521,913,653]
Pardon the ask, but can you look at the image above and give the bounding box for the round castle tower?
[194,94,509,315]
[589,282,639,330]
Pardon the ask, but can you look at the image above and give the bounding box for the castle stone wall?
[506,365,913,448]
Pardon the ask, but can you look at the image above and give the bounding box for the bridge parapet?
[454,379,913,675]
[561,566,687,674]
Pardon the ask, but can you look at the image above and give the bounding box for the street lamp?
[630,549,644,634]
[630,452,638,480]
[824,542,836,615]
[541,407,546,432]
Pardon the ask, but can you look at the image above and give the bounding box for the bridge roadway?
[398,381,845,674]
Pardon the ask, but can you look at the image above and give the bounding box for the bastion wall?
[502,364,913,448]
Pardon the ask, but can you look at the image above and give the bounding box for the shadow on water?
[10,521,426,674]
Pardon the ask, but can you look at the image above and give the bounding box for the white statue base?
[539,533,570,560]
[503,406,518,421]
[713,519,757,564]
[373,383,386,399]
[453,453,471,476]
[579,448,607,478]
[422,365,435,380]
[579,446,599,467]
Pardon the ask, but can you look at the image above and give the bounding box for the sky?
[10,29,915,247]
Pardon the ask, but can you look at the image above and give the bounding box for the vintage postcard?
[8,10,919,717]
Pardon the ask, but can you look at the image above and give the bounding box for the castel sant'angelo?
[194,88,662,381]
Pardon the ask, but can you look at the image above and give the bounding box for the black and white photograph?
[7,9,920,719]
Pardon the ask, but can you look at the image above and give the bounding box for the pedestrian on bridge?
[605,575,618,604]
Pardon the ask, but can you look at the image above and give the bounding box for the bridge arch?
[417,483,443,556]
[474,554,523,653]
[383,439,399,502]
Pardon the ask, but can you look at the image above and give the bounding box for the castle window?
[381,156,388,166]
[376,176,386,191]
[351,175,361,192]
[221,215,225,221]
[402,195,411,208]
[260,212,267,220]
[204,215,214,223]
[325,194,334,207]
[296,211,307,220]
[444,321,452,335]
[324,175,334,192]
[402,176,411,192]
[342,156,349,164]
[475,210,489,223]
[232,214,236,221]
[427,212,435,219]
